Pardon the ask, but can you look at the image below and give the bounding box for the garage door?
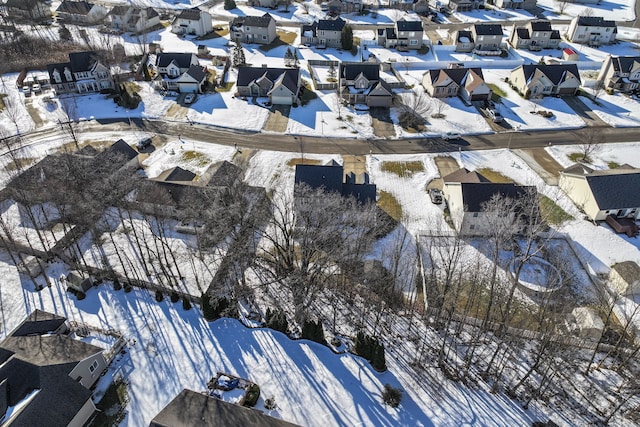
[367,96,391,107]
[470,93,488,101]
[179,83,198,93]
[271,95,292,105]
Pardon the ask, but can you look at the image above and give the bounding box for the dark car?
[429,188,443,204]
[137,137,152,151]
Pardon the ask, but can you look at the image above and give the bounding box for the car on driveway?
[23,86,31,97]
[184,93,196,104]
[429,188,443,204]
[32,83,41,94]
[137,137,152,151]
[442,131,461,140]
[486,108,503,123]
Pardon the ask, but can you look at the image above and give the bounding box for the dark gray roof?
[295,164,343,194]
[101,139,138,161]
[5,0,46,10]
[56,0,93,15]
[108,5,130,16]
[154,166,197,183]
[529,20,552,32]
[301,21,317,36]
[317,17,345,31]
[150,389,301,427]
[202,160,242,187]
[176,8,204,21]
[1,335,103,367]
[47,62,73,83]
[443,168,489,183]
[340,62,379,81]
[473,23,503,36]
[611,56,640,73]
[515,28,530,39]
[561,163,594,175]
[461,182,531,212]
[185,64,208,82]
[519,64,581,85]
[68,51,98,73]
[577,16,616,27]
[156,52,195,69]
[397,20,423,32]
[551,30,561,39]
[426,67,483,86]
[237,67,300,94]
[585,171,640,210]
[10,309,67,337]
[231,13,273,28]
[457,30,474,43]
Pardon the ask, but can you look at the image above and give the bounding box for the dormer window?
[53,70,62,83]
[64,68,72,81]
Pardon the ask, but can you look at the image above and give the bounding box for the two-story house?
[566,16,617,46]
[494,0,536,9]
[338,62,394,107]
[301,17,346,48]
[598,55,640,93]
[324,0,363,15]
[236,66,302,105]
[509,63,581,98]
[171,8,213,36]
[422,66,492,103]
[55,0,108,25]
[47,51,114,94]
[153,52,200,91]
[448,0,483,12]
[377,19,423,49]
[508,20,561,50]
[109,6,160,33]
[2,0,52,22]
[230,13,277,45]
[472,23,504,52]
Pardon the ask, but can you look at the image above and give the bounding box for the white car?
[23,86,31,96]
[32,83,41,93]
[442,131,461,140]
[184,93,196,104]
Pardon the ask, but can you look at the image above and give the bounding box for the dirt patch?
[342,155,367,178]
[24,100,44,128]
[262,105,290,133]
[165,103,188,120]
[514,148,564,186]
[370,107,395,138]
[286,158,322,167]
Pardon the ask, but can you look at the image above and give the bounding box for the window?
[246,26,251,31]
[577,34,584,39]
[262,35,267,40]
[89,360,99,374]
[409,39,418,45]
[470,224,475,230]
[235,33,241,38]
[533,31,539,37]
[606,28,610,32]
[473,212,479,217]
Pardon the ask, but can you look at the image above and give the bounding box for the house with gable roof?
[510,63,581,98]
[171,7,212,36]
[421,66,492,103]
[176,64,210,93]
[494,0,536,9]
[338,62,394,107]
[230,13,277,45]
[377,19,424,49]
[294,161,377,205]
[566,16,617,46]
[55,0,108,25]
[109,6,160,33]
[301,17,346,48]
[508,20,561,51]
[454,24,504,53]
[153,52,202,92]
[598,55,640,94]
[236,66,301,105]
[47,51,114,94]
[0,310,110,427]
[2,0,52,22]
[448,0,482,12]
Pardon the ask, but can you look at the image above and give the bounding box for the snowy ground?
[537,0,637,22]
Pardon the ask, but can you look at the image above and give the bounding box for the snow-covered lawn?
[538,0,636,22]
[580,93,640,128]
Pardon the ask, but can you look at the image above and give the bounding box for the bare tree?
[396,91,431,130]
[577,127,603,163]
[556,0,569,14]
[59,97,80,150]
[430,98,450,119]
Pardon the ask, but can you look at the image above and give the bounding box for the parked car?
[184,93,196,104]
[487,108,503,123]
[23,86,31,96]
[429,188,443,204]
[137,137,152,151]
[442,131,461,140]
[396,45,409,52]
[31,83,41,93]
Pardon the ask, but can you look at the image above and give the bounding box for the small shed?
[609,261,640,296]
[65,271,94,293]
[562,48,579,61]
[572,307,604,341]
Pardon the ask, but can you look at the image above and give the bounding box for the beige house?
[559,164,640,222]
[236,67,301,105]
[230,13,277,45]
[508,20,561,51]
[377,19,423,49]
[109,6,160,33]
[301,17,346,48]
[55,0,108,25]
[566,16,617,46]
[598,55,640,94]
[509,64,581,98]
[0,310,109,426]
[47,51,114,94]
[609,261,640,296]
[171,8,213,36]
[422,66,492,103]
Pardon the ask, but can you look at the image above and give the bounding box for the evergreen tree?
[292,49,300,68]
[233,42,246,67]
[224,0,237,10]
[284,47,293,67]
[371,341,387,371]
[266,308,288,333]
[155,290,164,302]
[201,293,216,321]
[182,297,192,310]
[302,320,326,345]
[341,25,353,51]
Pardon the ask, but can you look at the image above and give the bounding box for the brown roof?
[443,168,489,183]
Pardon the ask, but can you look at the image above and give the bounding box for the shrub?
[182,297,192,310]
[302,319,326,345]
[224,0,236,10]
[355,331,387,371]
[265,307,288,333]
[243,384,260,407]
[155,290,164,302]
[201,295,236,321]
[381,384,402,408]
[123,283,132,293]
[170,292,180,303]
[113,279,122,291]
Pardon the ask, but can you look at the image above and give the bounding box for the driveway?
[263,105,290,133]
[342,155,367,179]
[513,148,564,186]
[563,96,610,128]
[430,156,461,190]
[370,107,396,139]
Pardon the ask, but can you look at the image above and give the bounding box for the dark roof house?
[294,161,376,204]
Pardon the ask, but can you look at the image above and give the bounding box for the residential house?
[176,64,210,93]
[448,0,482,12]
[443,168,535,235]
[229,13,277,45]
[294,161,377,204]
[455,30,475,52]
[559,163,640,222]
[55,0,108,25]
[2,0,52,22]
[236,66,301,105]
[508,20,561,50]
[109,6,160,33]
[472,23,504,52]
[248,0,279,7]
[153,52,199,92]
[338,62,394,107]
[566,16,617,46]
[47,51,114,94]
[509,64,581,98]
[171,8,213,37]
[301,17,346,48]
[413,0,430,14]
[609,261,640,296]
[421,66,492,103]
[598,55,640,94]
[324,0,363,15]
[0,310,109,426]
[494,0,536,9]
[150,389,301,427]
[377,19,423,49]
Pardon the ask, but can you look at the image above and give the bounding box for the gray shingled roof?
[150,389,301,427]
[10,309,67,337]
[397,20,423,32]
[317,17,346,31]
[585,172,640,210]
[155,52,195,69]
[457,30,474,43]
[529,20,552,32]
[426,67,483,86]
[68,51,98,73]
[176,8,203,21]
[461,182,531,212]
[577,16,616,27]
[185,64,208,82]
[611,56,640,73]
[237,67,300,95]
[340,62,380,81]
[520,64,581,86]
[5,0,46,10]
[295,164,343,194]
[443,168,489,183]
[154,166,197,183]
[56,0,93,15]
[231,13,273,28]
[474,23,503,36]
